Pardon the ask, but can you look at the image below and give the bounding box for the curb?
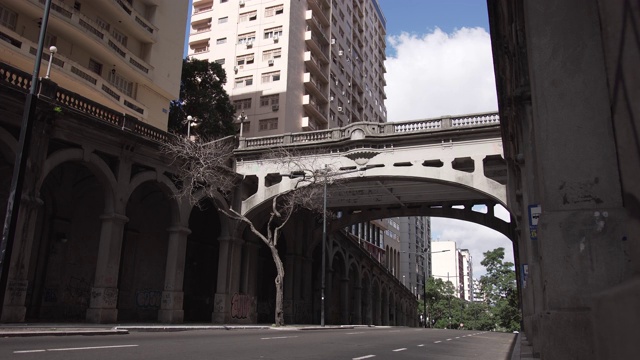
[0,329,129,337]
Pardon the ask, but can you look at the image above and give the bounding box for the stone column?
[243,242,259,323]
[340,277,349,324]
[283,254,295,324]
[158,225,190,323]
[353,285,362,325]
[212,236,243,323]
[86,213,128,323]
[1,195,43,322]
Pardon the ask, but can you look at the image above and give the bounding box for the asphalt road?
[1,327,516,360]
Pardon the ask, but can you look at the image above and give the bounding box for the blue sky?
[378,0,490,44]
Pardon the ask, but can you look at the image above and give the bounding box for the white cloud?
[384,28,511,278]
[385,27,498,121]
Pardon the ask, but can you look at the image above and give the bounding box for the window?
[260,94,279,107]
[108,71,134,97]
[233,98,252,111]
[191,42,209,53]
[193,21,211,33]
[194,2,212,14]
[259,118,278,131]
[237,32,256,45]
[0,5,18,31]
[112,28,128,46]
[262,48,281,61]
[218,16,228,24]
[96,17,110,31]
[214,58,225,64]
[236,54,254,66]
[216,37,227,45]
[261,71,280,83]
[220,0,228,3]
[238,10,257,22]
[88,58,103,75]
[235,76,253,88]
[264,4,284,17]
[263,26,283,39]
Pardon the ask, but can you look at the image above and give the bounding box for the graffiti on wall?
[136,289,162,309]
[231,293,254,319]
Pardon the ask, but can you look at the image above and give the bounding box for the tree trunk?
[270,245,285,326]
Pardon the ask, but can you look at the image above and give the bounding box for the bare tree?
[163,136,340,326]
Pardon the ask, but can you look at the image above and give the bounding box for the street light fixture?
[237,112,248,137]
[44,45,57,79]
[186,115,199,139]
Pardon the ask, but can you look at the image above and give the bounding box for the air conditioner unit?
[331,38,336,44]
[272,104,279,111]
[239,0,245,6]
[246,41,253,48]
[330,96,334,101]
[338,50,344,56]
[273,34,279,42]
[337,106,343,112]
[268,59,274,66]
[341,91,345,95]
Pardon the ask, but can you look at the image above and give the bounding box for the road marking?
[388,330,400,333]
[417,344,425,347]
[434,341,442,343]
[455,336,460,339]
[346,332,365,335]
[446,338,453,341]
[15,345,138,353]
[260,336,298,340]
[392,348,407,352]
[353,355,376,360]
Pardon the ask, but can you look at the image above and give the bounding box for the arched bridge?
[234,112,513,239]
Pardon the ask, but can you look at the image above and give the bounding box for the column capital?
[99,213,129,223]
[166,225,192,235]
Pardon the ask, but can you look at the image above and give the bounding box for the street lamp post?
[422,249,450,328]
[237,112,247,137]
[44,46,57,79]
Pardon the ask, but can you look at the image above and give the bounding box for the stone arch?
[39,148,117,213]
[0,126,17,161]
[348,259,361,324]
[127,171,182,225]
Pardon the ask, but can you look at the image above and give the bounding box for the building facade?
[458,249,472,301]
[0,0,187,130]
[431,241,465,299]
[398,216,429,298]
[188,0,388,137]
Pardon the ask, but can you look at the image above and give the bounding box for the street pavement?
[0,323,534,359]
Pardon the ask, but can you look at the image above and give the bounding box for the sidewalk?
[0,323,361,337]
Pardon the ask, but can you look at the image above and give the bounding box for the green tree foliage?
[168,58,236,139]
[479,247,521,332]
[422,247,521,332]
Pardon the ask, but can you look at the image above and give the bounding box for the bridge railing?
[240,112,499,149]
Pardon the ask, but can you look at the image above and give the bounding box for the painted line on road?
[352,355,376,360]
[260,336,298,340]
[417,344,425,347]
[346,332,366,335]
[15,345,139,354]
[434,340,442,343]
[392,348,407,352]
[388,330,400,333]
[455,336,460,339]
[446,338,453,341]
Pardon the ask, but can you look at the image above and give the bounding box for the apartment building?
[431,241,466,300]
[188,0,387,137]
[0,0,187,130]
[398,216,429,297]
[459,248,473,301]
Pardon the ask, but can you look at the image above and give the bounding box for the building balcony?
[105,0,158,43]
[307,1,330,26]
[304,51,328,82]
[304,72,328,102]
[0,30,147,118]
[304,31,329,58]
[302,94,328,128]
[18,0,154,80]
[305,10,329,36]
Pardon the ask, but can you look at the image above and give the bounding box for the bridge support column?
[353,285,362,325]
[1,196,43,323]
[86,213,128,323]
[340,277,349,324]
[212,236,243,323]
[158,225,190,323]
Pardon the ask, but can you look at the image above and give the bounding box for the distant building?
[398,217,429,298]
[459,249,473,301]
[431,241,466,299]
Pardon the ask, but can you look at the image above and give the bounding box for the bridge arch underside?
[311,175,513,240]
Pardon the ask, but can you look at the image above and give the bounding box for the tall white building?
[459,249,473,301]
[188,0,388,137]
[431,241,466,299]
[0,0,188,130]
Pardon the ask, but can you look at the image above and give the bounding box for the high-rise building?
[431,241,466,299]
[459,249,473,301]
[0,0,188,130]
[188,0,388,137]
[398,216,429,297]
